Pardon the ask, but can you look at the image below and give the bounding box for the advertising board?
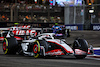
[91,24,100,30]
[56,0,82,6]
[66,24,83,30]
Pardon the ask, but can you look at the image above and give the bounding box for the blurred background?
[0,0,100,30]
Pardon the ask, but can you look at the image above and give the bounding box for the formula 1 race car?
[2,28,94,59]
[0,25,31,41]
[43,25,70,38]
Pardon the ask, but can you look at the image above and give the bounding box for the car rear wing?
[0,28,9,31]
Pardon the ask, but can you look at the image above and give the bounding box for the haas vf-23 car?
[2,28,94,59]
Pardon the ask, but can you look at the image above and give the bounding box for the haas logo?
[13,30,36,35]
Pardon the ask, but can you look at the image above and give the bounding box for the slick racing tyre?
[73,39,88,59]
[2,37,18,54]
[33,40,40,58]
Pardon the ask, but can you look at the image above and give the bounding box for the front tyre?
[75,55,86,59]
[33,40,40,58]
[73,39,88,59]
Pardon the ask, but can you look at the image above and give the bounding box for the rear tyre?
[73,39,88,59]
[2,37,18,55]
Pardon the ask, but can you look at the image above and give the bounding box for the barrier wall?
[1,22,100,31]
[0,22,84,30]
[65,24,83,30]
[91,24,100,31]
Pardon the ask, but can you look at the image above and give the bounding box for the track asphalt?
[0,31,100,67]
[66,31,100,47]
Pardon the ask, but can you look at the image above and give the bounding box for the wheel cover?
[3,42,6,51]
[3,38,8,54]
[33,44,38,53]
[33,40,40,58]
